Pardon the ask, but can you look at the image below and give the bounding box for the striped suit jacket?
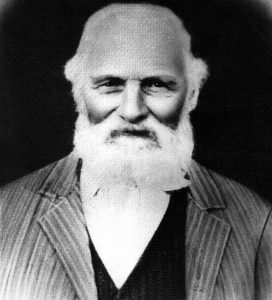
[1,153,272,300]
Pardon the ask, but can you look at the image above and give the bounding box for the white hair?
[64,3,209,115]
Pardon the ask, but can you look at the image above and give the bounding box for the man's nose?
[119,80,148,123]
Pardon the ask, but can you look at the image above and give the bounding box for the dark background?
[0,0,272,200]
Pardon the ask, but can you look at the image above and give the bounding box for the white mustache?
[107,127,158,142]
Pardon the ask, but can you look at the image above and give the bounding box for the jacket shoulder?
[0,160,58,197]
[191,161,272,224]
[0,159,60,217]
[0,154,79,216]
[190,161,272,249]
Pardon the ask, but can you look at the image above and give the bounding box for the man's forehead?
[75,3,190,77]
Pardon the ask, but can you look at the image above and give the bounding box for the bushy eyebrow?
[141,76,178,85]
[90,75,125,85]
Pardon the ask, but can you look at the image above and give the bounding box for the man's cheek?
[87,110,104,124]
[148,99,184,129]
[86,101,111,124]
[150,109,182,130]
[86,99,119,125]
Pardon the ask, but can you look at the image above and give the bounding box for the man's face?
[71,6,195,189]
[79,11,188,141]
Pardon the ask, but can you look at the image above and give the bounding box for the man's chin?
[105,136,160,150]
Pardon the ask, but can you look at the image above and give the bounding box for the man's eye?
[96,79,124,94]
[142,79,173,94]
[103,79,123,87]
[146,80,166,88]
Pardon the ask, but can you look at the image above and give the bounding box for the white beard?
[73,112,194,288]
[73,112,194,192]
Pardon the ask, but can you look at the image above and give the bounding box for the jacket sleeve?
[255,207,272,300]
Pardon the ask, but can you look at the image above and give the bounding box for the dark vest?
[89,188,188,300]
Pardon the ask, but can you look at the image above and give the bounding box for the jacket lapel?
[35,154,98,300]
[186,161,231,300]
[38,189,97,300]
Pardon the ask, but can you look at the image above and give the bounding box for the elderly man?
[1,2,272,300]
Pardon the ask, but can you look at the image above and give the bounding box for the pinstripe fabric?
[1,154,272,300]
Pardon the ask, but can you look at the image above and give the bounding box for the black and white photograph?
[1,0,272,299]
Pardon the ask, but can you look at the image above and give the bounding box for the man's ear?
[186,88,199,112]
[73,86,88,115]
[64,57,76,82]
[64,55,89,115]
[186,57,209,112]
[193,57,209,89]
[64,54,85,83]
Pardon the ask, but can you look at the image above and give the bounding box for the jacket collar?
[188,160,226,210]
[24,152,80,198]
[32,153,226,211]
